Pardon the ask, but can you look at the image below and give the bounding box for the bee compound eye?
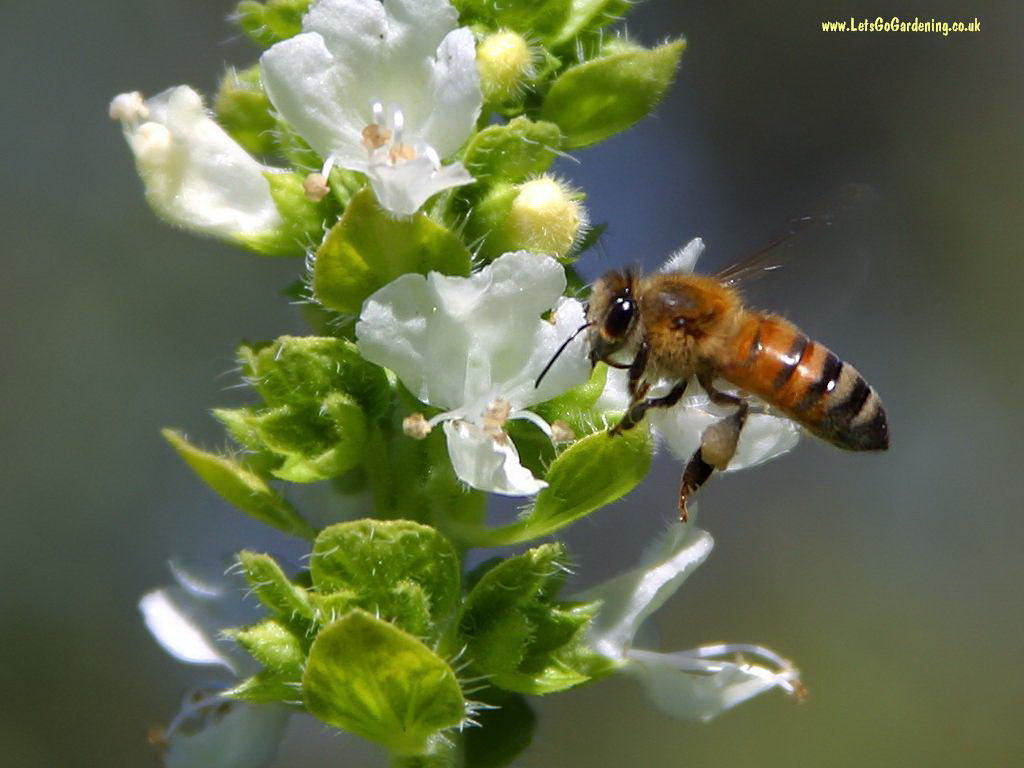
[604,296,635,338]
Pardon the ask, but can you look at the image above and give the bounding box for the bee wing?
[713,183,876,288]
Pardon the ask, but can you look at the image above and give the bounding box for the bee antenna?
[535,322,593,389]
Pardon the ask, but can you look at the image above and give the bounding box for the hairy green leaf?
[458,544,603,694]
[229,619,304,678]
[540,40,685,148]
[449,424,651,547]
[313,188,471,315]
[239,336,390,416]
[162,429,314,539]
[456,0,571,39]
[310,519,460,637]
[236,551,314,635]
[462,117,562,185]
[235,0,309,47]
[215,65,277,157]
[303,610,464,755]
[551,0,632,47]
[464,689,537,768]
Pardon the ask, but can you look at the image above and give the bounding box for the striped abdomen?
[720,312,888,451]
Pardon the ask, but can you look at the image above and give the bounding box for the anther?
[109,91,149,123]
[303,172,330,202]
[402,413,432,440]
[482,399,512,442]
[362,99,391,150]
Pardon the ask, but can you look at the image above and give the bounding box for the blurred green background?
[2,1,1021,766]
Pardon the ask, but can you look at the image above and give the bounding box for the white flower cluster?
[260,0,481,216]
[582,521,803,721]
[111,0,482,234]
[357,250,591,495]
[109,87,285,242]
[120,0,807,748]
[140,562,289,768]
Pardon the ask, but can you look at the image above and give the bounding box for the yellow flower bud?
[506,176,587,258]
[477,30,535,104]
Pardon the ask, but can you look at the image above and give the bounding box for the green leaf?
[540,39,686,148]
[457,0,572,40]
[458,544,601,694]
[463,689,537,768]
[273,114,323,171]
[449,424,652,546]
[228,670,302,703]
[303,609,465,755]
[313,188,471,315]
[310,520,460,637]
[462,117,562,185]
[531,362,608,436]
[162,429,315,539]
[236,171,339,257]
[527,425,652,535]
[229,619,305,677]
[215,65,277,157]
[237,395,367,484]
[235,0,309,47]
[239,336,390,416]
[551,0,632,47]
[236,551,314,635]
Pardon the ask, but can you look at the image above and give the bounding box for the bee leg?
[678,386,750,522]
[626,341,650,399]
[609,378,689,437]
[697,372,745,409]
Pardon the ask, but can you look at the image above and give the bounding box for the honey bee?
[538,192,889,520]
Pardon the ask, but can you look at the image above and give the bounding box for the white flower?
[140,561,290,768]
[159,689,289,768]
[597,237,801,471]
[356,251,591,495]
[580,521,804,721]
[110,86,285,241]
[260,0,482,216]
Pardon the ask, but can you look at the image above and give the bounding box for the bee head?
[587,268,640,365]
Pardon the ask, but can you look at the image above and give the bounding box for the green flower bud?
[477,30,536,104]
[473,175,588,260]
[214,65,277,157]
[235,0,310,47]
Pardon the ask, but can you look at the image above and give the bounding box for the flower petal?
[260,32,367,164]
[113,87,283,239]
[626,644,802,722]
[443,419,547,495]
[658,237,704,274]
[163,693,289,768]
[578,523,714,659]
[357,251,587,414]
[506,296,591,408]
[140,589,238,672]
[139,561,253,674]
[650,396,800,472]
[365,156,473,216]
[419,27,483,158]
[383,0,460,63]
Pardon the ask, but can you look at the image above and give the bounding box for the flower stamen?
[361,99,393,150]
[403,412,433,440]
[482,399,512,443]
